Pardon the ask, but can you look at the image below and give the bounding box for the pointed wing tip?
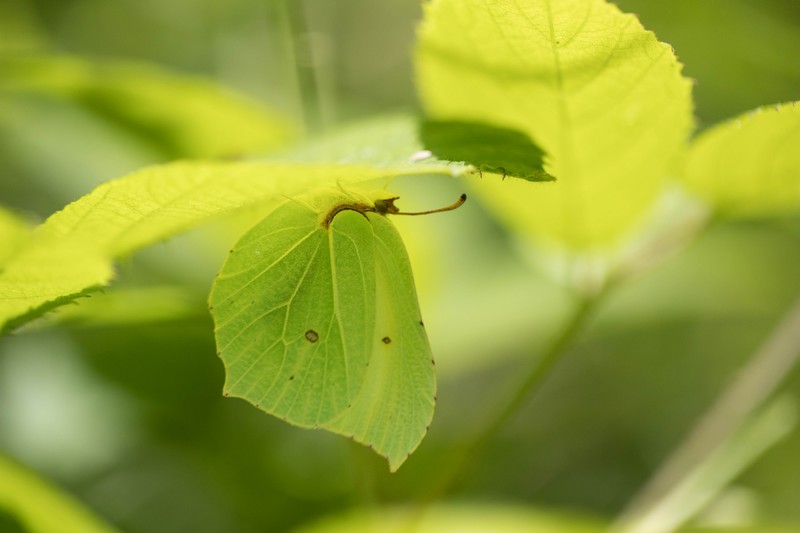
[386,449,414,473]
[387,459,406,473]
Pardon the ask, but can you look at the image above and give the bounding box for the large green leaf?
[210,188,436,471]
[683,102,800,217]
[0,55,293,158]
[0,159,458,334]
[416,0,694,248]
[0,453,119,533]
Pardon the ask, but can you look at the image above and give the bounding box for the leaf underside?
[210,191,435,471]
[419,119,554,182]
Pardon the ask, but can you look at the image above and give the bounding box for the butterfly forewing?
[211,200,374,427]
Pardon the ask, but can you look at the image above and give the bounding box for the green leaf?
[683,102,800,217]
[416,0,694,247]
[295,504,606,533]
[209,188,436,471]
[0,453,120,533]
[1,55,294,158]
[278,113,429,166]
[50,286,204,327]
[0,159,460,334]
[418,119,554,182]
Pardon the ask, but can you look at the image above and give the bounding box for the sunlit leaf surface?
[0,159,457,334]
[417,0,694,247]
[683,102,800,217]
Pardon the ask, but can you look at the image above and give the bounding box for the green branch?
[423,285,610,502]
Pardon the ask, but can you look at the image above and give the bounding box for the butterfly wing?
[325,212,436,471]
[211,200,374,427]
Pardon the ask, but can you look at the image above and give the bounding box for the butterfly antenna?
[393,194,467,216]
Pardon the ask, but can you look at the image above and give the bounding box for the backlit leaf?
[416,0,694,247]
[0,159,459,334]
[683,102,800,217]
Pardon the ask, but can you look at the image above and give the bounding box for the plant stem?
[422,287,609,503]
[278,0,327,133]
[414,205,706,508]
[615,293,800,532]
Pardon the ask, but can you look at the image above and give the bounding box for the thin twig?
[421,287,609,504]
[615,293,800,532]
[280,0,327,133]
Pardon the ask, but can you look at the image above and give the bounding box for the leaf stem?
[422,285,609,502]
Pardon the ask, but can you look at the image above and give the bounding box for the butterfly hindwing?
[325,212,435,471]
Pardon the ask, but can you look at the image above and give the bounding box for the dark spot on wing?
[382,336,391,344]
[305,329,319,342]
[289,375,295,381]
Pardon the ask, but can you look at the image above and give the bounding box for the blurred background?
[1,0,800,532]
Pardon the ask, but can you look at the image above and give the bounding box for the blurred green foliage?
[1,0,800,532]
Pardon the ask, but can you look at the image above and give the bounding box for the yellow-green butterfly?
[209,187,465,470]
